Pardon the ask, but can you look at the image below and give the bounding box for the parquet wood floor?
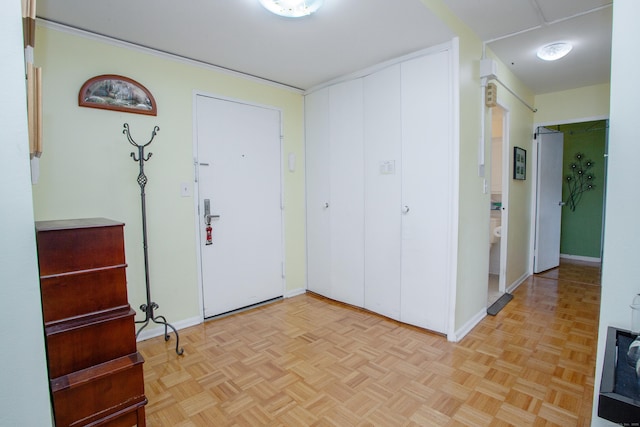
[138,260,601,426]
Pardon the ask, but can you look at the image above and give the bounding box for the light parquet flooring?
[535,258,602,286]
[138,260,601,426]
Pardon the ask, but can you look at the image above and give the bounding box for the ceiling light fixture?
[258,0,324,18]
[536,42,573,61]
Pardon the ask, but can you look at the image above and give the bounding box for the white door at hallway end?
[195,94,284,318]
[534,127,564,273]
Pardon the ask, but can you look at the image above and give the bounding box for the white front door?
[195,95,284,318]
[534,127,564,273]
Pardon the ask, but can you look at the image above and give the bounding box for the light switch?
[180,182,191,197]
[288,153,296,172]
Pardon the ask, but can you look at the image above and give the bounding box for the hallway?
[138,259,601,426]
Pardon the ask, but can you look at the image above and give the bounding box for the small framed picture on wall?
[513,147,526,180]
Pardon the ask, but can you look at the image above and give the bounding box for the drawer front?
[52,360,145,427]
[41,266,129,324]
[97,408,145,427]
[46,310,137,378]
[37,224,125,276]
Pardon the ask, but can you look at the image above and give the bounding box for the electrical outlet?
[180,182,191,197]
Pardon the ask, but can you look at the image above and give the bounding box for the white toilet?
[489,210,502,277]
[490,212,501,245]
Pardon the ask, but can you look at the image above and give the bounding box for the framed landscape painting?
[79,75,157,116]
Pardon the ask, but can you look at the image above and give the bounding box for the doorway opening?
[533,119,608,272]
[488,105,508,307]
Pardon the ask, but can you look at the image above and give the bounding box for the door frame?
[486,102,509,305]
[497,102,510,295]
[192,91,286,320]
[529,115,610,273]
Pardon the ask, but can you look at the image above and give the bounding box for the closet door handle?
[402,205,410,214]
[324,202,330,209]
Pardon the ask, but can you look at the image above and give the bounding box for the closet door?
[305,88,331,297]
[400,50,452,334]
[363,65,402,320]
[328,80,365,307]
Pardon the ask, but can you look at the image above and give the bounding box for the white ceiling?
[36,0,612,94]
[444,0,612,94]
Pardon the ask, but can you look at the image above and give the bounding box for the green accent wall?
[557,120,607,258]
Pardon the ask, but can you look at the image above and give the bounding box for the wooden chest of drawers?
[35,218,147,427]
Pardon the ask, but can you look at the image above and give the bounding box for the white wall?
[592,1,640,425]
[0,1,53,425]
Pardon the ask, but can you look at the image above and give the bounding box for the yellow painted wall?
[32,25,306,334]
[425,0,610,337]
[420,0,486,334]
[34,2,544,339]
[423,0,536,333]
[485,51,537,289]
[535,83,610,124]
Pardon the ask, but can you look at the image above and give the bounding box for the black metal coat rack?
[123,123,184,355]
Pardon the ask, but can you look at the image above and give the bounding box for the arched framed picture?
[79,74,157,116]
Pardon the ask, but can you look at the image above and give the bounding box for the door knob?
[403,205,410,214]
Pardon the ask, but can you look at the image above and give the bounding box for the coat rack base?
[135,302,183,355]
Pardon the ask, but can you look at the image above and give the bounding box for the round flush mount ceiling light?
[536,42,573,61]
[258,0,324,18]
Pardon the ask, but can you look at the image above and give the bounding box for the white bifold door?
[399,51,453,333]
[306,47,456,335]
[363,64,403,320]
[305,79,365,308]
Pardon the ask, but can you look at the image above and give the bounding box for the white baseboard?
[150,291,304,339]
[136,315,202,342]
[453,272,530,342]
[560,254,601,263]
[285,287,306,298]
[507,272,529,294]
[451,307,486,342]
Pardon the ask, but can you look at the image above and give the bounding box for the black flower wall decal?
[565,152,596,211]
